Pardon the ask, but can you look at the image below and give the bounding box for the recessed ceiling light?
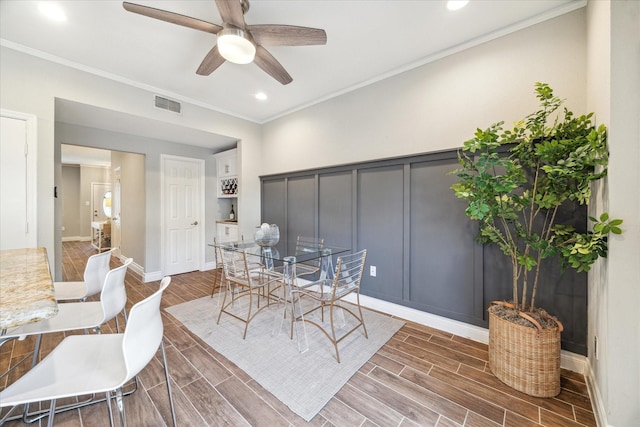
[255,92,268,101]
[38,2,67,22]
[447,0,469,11]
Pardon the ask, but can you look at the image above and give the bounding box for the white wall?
[110,150,146,269]
[586,1,640,426]
[61,165,81,238]
[0,47,262,279]
[261,10,587,173]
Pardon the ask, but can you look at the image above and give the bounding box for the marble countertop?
[0,247,58,330]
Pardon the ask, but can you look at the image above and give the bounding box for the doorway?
[61,145,145,269]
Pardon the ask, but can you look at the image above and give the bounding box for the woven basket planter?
[488,301,563,398]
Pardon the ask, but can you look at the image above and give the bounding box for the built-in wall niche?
[215,148,238,198]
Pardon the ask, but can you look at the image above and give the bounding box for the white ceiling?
[1,0,584,125]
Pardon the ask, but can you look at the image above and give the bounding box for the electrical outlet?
[61,226,65,231]
[370,266,376,277]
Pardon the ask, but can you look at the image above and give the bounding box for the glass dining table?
[210,239,350,352]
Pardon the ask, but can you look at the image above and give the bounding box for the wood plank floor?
[1,241,597,426]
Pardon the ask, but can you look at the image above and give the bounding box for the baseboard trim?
[351,293,490,344]
[347,293,587,374]
[139,263,216,283]
[115,254,148,282]
[143,270,163,282]
[584,358,609,427]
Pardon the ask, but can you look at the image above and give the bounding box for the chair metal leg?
[105,390,115,427]
[242,289,254,339]
[160,339,177,427]
[46,399,56,427]
[115,387,126,427]
[21,333,43,423]
[355,293,368,339]
[216,282,230,324]
[328,302,341,363]
[210,266,220,298]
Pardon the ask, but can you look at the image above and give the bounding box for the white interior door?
[163,156,203,275]
[0,112,37,250]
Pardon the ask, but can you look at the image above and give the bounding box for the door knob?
[191,221,199,226]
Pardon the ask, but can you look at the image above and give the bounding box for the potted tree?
[450,83,622,397]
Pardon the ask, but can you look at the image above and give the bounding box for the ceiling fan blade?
[196,45,226,76]
[123,2,222,34]
[215,0,245,28]
[249,25,327,46]
[253,46,292,85]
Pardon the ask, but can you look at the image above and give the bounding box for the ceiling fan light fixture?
[217,27,256,64]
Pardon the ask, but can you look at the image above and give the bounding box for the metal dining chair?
[217,246,281,339]
[0,276,176,427]
[293,236,325,279]
[292,249,368,363]
[53,248,114,301]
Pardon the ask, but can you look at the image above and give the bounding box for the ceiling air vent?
[154,95,182,114]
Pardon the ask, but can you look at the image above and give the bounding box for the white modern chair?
[0,258,133,393]
[54,248,114,301]
[2,258,132,340]
[0,276,176,427]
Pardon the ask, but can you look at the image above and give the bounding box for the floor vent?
[154,95,182,114]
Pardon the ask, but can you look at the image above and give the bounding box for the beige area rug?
[165,294,404,421]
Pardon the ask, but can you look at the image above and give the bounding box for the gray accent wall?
[261,150,588,355]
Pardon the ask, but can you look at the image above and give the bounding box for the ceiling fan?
[122,0,327,85]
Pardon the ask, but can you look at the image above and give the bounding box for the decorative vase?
[254,223,279,247]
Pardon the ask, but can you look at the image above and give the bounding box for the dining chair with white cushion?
[0,276,176,427]
[54,248,114,301]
